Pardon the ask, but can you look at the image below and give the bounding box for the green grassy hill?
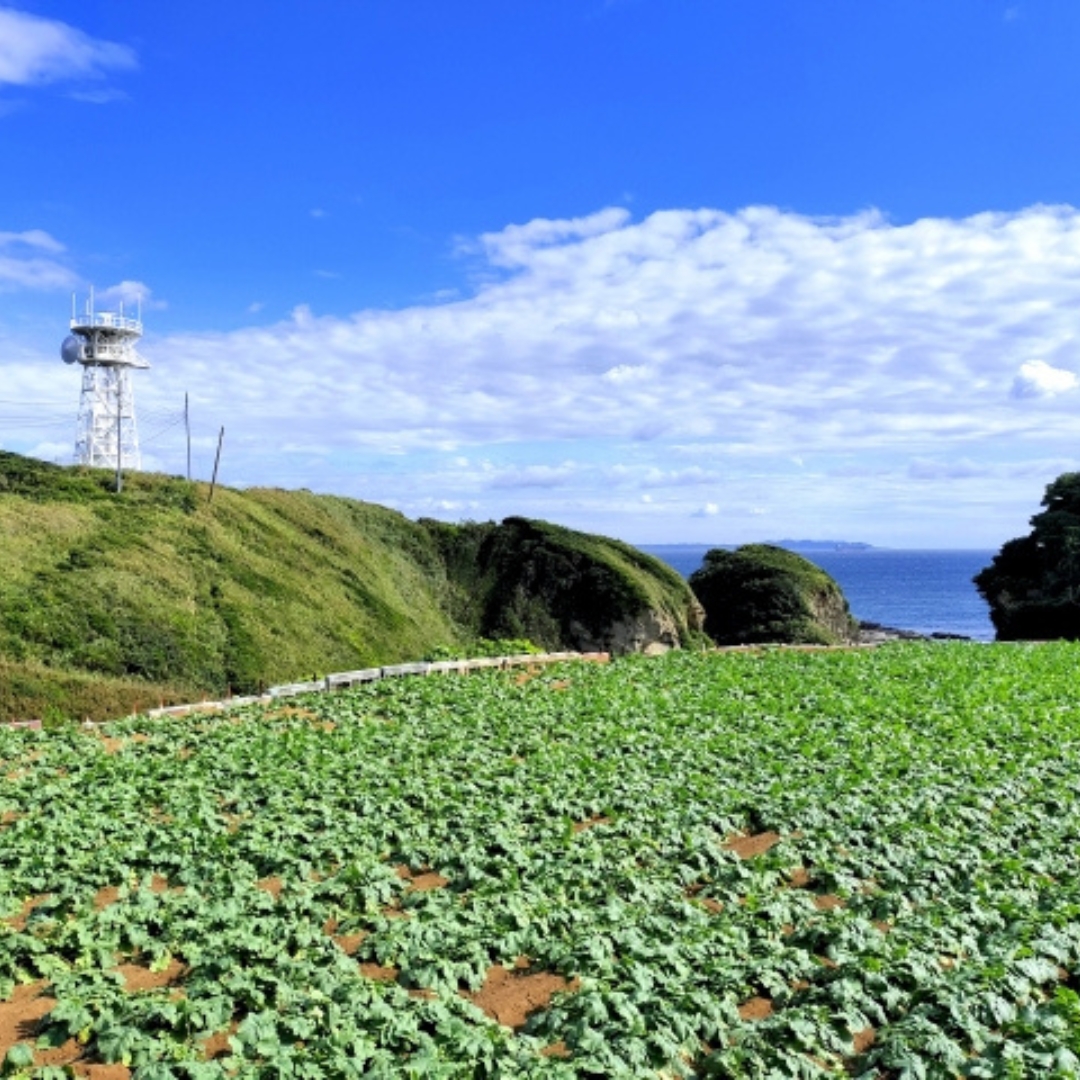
[0,453,700,722]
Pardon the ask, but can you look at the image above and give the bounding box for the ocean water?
[641,546,997,642]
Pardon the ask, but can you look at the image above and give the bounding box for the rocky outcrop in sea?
[857,621,972,645]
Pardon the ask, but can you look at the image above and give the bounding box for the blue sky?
[3,1,1080,547]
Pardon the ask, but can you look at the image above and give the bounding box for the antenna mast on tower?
[62,292,149,472]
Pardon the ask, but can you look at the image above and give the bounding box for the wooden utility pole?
[185,392,191,482]
[207,426,225,504]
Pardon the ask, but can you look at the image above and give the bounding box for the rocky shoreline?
[857,621,972,645]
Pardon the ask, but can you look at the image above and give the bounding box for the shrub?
[975,472,1080,640]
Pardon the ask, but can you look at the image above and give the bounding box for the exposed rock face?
[570,601,705,656]
[857,621,971,644]
[804,583,859,644]
[689,544,857,647]
[425,516,705,656]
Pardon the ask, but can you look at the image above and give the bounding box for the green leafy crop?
[3,644,1080,1076]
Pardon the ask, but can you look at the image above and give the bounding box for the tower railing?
[70,312,143,334]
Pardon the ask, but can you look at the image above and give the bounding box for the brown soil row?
[723,831,781,859]
[467,959,580,1030]
[0,982,130,1078]
[736,993,875,1054]
[572,815,611,834]
[394,865,450,892]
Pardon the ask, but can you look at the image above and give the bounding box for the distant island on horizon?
[768,539,874,552]
[645,540,874,552]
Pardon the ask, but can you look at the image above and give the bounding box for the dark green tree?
[689,544,856,646]
[975,472,1080,640]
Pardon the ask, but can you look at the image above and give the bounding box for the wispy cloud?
[477,206,631,268]
[68,87,128,104]
[0,228,65,251]
[0,6,136,90]
[96,280,165,310]
[0,228,75,289]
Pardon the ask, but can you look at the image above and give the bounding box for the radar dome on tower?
[60,336,84,365]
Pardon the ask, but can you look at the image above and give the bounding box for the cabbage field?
[4,644,1080,1078]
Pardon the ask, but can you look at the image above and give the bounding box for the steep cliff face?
[804,584,859,644]
[571,607,702,656]
[689,544,857,647]
[422,516,705,655]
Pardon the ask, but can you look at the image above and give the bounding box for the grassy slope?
[0,454,697,722]
[0,455,461,719]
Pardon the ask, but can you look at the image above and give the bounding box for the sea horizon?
[641,544,997,642]
[634,541,994,551]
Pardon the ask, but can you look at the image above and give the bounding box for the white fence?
[144,651,608,719]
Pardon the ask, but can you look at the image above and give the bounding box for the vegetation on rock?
[423,516,704,654]
[0,453,700,720]
[689,543,856,646]
[975,471,1080,640]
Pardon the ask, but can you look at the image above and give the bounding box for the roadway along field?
[3,644,1080,1077]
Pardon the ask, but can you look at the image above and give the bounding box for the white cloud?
[908,457,988,481]
[13,201,1080,545]
[96,280,164,310]
[487,462,581,489]
[152,204,1080,464]
[602,363,650,383]
[0,228,74,290]
[25,439,69,463]
[0,6,136,89]
[1010,359,1078,399]
[0,229,65,252]
[478,207,631,267]
[68,87,127,104]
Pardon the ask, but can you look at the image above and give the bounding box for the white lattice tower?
[62,292,149,470]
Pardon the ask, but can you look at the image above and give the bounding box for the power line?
[0,395,206,480]
[140,416,186,445]
[0,418,71,430]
